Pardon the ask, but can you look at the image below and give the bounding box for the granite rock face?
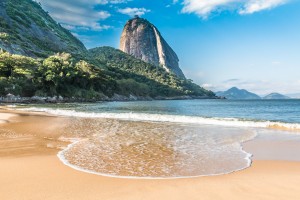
[120,17,185,78]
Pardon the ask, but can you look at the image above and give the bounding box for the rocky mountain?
[120,16,185,79]
[0,0,86,58]
[263,93,290,100]
[216,87,261,100]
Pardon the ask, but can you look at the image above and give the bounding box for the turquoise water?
[80,99,300,123]
[16,99,300,125]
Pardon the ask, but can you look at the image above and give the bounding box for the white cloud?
[38,0,126,31]
[201,83,215,91]
[239,0,287,14]
[180,0,288,18]
[182,0,237,18]
[118,7,151,17]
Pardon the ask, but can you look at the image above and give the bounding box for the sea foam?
[56,122,256,179]
[17,107,300,131]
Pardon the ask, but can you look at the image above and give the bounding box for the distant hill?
[0,0,86,58]
[216,87,261,100]
[263,93,290,100]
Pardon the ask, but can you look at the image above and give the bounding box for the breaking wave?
[18,107,300,131]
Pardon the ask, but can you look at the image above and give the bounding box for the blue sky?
[38,0,300,95]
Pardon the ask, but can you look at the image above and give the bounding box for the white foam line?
[17,107,300,130]
[57,135,256,180]
[12,107,258,179]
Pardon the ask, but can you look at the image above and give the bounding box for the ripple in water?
[58,119,256,178]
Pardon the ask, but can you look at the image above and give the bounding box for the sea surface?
[11,99,300,178]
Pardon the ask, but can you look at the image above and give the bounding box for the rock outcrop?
[120,16,185,79]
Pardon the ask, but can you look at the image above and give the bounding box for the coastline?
[0,94,220,104]
[1,109,300,199]
[56,139,253,180]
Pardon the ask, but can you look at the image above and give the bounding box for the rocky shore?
[0,94,220,104]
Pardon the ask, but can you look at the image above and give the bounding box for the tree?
[0,51,37,78]
[0,51,38,96]
[38,53,75,95]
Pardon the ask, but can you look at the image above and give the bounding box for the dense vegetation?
[0,50,116,99]
[0,49,215,100]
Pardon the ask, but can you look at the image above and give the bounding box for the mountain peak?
[216,87,261,100]
[120,17,185,78]
[263,93,290,99]
[228,87,239,91]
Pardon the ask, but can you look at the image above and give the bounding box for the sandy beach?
[1,109,300,200]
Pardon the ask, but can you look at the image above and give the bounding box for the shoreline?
[3,105,300,132]
[1,109,300,199]
[56,140,253,180]
[0,95,220,104]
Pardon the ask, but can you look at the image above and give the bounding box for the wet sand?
[1,109,300,200]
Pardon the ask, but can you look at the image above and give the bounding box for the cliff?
[120,17,185,79]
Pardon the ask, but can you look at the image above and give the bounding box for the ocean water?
[12,99,300,178]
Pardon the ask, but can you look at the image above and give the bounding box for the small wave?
[57,128,257,179]
[16,107,300,131]
[57,144,252,179]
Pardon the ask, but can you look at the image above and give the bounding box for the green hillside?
[0,0,86,58]
[89,47,215,97]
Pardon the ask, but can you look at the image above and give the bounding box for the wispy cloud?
[271,61,282,66]
[117,7,151,17]
[223,78,241,83]
[38,0,127,31]
[240,0,287,14]
[179,0,288,18]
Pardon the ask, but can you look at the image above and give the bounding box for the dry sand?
[1,109,300,200]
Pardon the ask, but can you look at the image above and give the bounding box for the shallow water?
[15,99,300,123]
[55,118,255,178]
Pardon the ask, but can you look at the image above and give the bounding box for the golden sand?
[1,109,300,200]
